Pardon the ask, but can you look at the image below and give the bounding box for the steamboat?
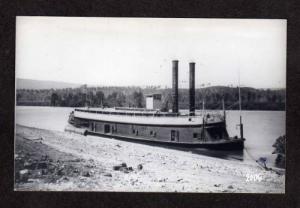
[66,60,245,150]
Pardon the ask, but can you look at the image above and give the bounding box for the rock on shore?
[15,125,285,193]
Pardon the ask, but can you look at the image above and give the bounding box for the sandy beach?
[14,125,285,193]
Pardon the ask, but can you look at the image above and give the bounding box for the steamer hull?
[86,130,244,150]
[67,108,245,150]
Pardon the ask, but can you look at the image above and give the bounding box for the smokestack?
[172,60,179,114]
[189,62,195,116]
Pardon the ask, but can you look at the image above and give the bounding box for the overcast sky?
[16,17,286,89]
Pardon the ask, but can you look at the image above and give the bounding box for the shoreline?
[14,124,285,193]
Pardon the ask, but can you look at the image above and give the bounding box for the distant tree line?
[16,86,285,110]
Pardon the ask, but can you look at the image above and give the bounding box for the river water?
[15,106,285,167]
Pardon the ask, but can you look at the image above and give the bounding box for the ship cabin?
[72,107,229,145]
[146,94,162,110]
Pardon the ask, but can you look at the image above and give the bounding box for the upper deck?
[73,107,225,126]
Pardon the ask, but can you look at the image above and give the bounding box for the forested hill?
[16,85,285,111]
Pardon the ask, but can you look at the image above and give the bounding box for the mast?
[222,98,226,127]
[202,84,205,116]
[202,86,205,140]
[202,99,205,116]
[238,69,244,139]
[202,102,205,141]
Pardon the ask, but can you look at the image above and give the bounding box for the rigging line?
[238,69,242,115]
[226,101,239,110]
[243,146,265,170]
[244,145,281,174]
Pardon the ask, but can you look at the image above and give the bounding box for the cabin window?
[132,129,135,134]
[136,130,139,136]
[193,133,198,138]
[150,130,156,137]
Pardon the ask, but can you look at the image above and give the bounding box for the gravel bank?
[14,125,285,193]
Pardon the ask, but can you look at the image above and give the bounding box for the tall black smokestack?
[172,60,179,114]
[189,62,195,116]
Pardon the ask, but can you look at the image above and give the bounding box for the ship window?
[193,133,198,138]
[132,129,135,134]
[136,130,138,136]
[150,130,153,135]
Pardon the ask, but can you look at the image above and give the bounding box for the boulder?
[113,165,122,171]
[137,164,143,170]
[103,173,112,177]
[82,171,91,177]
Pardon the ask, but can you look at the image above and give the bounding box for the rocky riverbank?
[14,125,285,193]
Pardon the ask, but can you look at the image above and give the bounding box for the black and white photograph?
[14,17,286,193]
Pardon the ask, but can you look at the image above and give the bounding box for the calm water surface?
[15,106,285,167]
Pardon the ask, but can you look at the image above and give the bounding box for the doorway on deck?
[104,124,110,134]
[171,130,179,142]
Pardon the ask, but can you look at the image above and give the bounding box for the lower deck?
[73,117,229,144]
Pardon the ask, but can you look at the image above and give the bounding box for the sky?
[16,17,286,89]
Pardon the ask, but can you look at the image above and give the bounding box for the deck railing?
[74,108,224,120]
[74,108,182,117]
